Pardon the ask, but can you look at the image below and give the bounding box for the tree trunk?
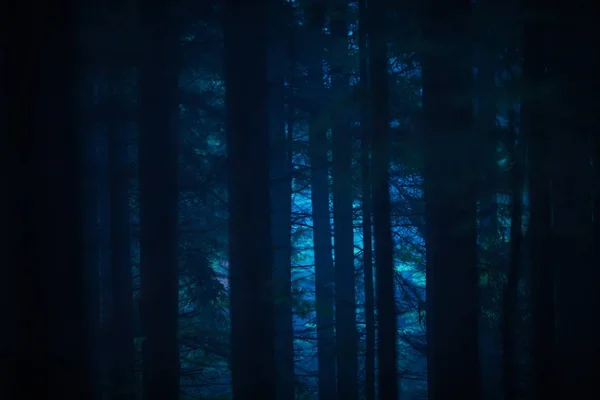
[358,0,375,398]
[108,66,135,400]
[138,1,180,399]
[5,1,92,398]
[421,0,481,398]
[307,1,337,400]
[474,4,501,396]
[522,2,556,399]
[593,114,600,399]
[474,1,499,251]
[81,69,103,400]
[330,3,358,399]
[369,0,399,398]
[501,110,522,400]
[269,1,295,398]
[549,2,599,397]
[306,2,337,399]
[224,0,276,398]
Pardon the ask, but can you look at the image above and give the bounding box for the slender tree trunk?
[358,0,375,398]
[81,69,103,400]
[501,110,522,400]
[550,3,598,397]
[108,67,135,400]
[475,1,499,248]
[474,4,501,396]
[269,1,295,398]
[138,1,180,399]
[306,2,337,399]
[98,120,113,380]
[594,112,600,399]
[330,3,358,399]
[551,121,594,399]
[421,0,481,398]
[309,122,338,400]
[224,0,276,398]
[593,118,600,399]
[522,2,556,399]
[369,0,399,398]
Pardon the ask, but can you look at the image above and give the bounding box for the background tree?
[305,1,338,398]
[269,1,296,399]
[358,0,376,398]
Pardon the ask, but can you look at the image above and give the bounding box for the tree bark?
[306,2,337,398]
[522,1,556,398]
[369,0,399,398]
[501,110,522,400]
[138,1,180,399]
[421,0,481,398]
[358,0,375,398]
[269,1,295,398]
[549,2,599,397]
[224,0,276,398]
[4,1,92,398]
[330,3,358,399]
[108,66,135,400]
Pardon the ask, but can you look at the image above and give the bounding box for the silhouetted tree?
[422,0,481,398]
[5,1,93,398]
[138,0,181,399]
[224,0,276,398]
[269,1,295,399]
[369,0,399,397]
[305,1,338,398]
[358,0,375,398]
[330,2,359,398]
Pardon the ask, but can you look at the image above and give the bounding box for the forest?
[4,0,600,399]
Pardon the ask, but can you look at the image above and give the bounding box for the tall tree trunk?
[475,1,499,250]
[309,119,338,400]
[306,2,337,399]
[224,0,276,398]
[369,0,399,398]
[98,121,113,383]
[421,0,481,398]
[474,3,501,396]
[5,1,92,398]
[551,113,594,398]
[593,111,600,399]
[593,63,600,395]
[550,2,599,397]
[108,67,135,400]
[82,69,103,400]
[522,1,556,399]
[358,0,375,398]
[501,110,522,400]
[330,3,358,399]
[269,1,295,398]
[138,1,180,399]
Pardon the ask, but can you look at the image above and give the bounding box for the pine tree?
[224,0,276,398]
[138,0,181,399]
[422,0,481,397]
